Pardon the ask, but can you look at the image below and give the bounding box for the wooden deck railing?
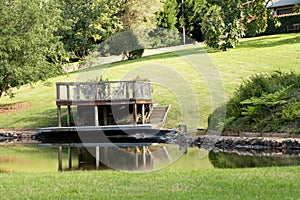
[56,81,152,101]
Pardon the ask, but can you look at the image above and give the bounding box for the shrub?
[209,71,300,134]
[246,14,300,36]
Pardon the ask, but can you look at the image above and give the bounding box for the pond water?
[1,145,300,172]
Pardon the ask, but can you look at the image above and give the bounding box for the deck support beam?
[162,146,172,163]
[142,104,145,124]
[57,106,62,127]
[103,106,107,125]
[96,146,100,170]
[67,106,71,127]
[133,104,137,124]
[135,146,139,169]
[142,146,146,167]
[68,146,72,170]
[58,146,63,171]
[95,106,99,126]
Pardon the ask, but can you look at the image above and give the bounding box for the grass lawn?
[0,34,300,199]
[1,166,300,199]
[0,33,299,129]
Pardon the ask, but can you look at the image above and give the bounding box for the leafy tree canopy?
[57,0,123,60]
[202,0,272,50]
[0,0,64,97]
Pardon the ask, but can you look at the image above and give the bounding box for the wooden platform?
[36,125,177,144]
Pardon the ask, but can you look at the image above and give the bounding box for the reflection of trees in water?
[209,150,300,168]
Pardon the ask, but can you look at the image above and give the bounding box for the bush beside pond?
[209,71,300,134]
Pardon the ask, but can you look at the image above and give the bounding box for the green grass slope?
[0,33,299,129]
[1,167,300,199]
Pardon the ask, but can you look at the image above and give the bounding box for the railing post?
[57,105,62,127]
[133,81,136,99]
[67,84,70,100]
[56,83,60,101]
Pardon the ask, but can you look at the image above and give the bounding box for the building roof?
[267,0,300,8]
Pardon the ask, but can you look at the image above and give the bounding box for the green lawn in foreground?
[0,33,299,129]
[1,166,299,199]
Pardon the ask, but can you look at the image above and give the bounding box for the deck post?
[135,146,139,169]
[67,106,71,126]
[133,104,137,124]
[162,146,172,163]
[103,106,107,125]
[104,146,108,164]
[57,106,62,127]
[58,146,63,172]
[142,146,146,168]
[146,147,154,166]
[68,146,72,170]
[95,106,99,126]
[96,146,100,170]
[142,104,145,124]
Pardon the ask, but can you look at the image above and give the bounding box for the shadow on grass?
[73,45,217,74]
[239,35,300,49]
[7,108,59,128]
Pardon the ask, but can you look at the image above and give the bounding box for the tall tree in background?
[157,0,179,30]
[177,0,207,42]
[150,0,181,48]
[57,0,123,60]
[117,0,162,29]
[0,0,64,97]
[202,0,272,50]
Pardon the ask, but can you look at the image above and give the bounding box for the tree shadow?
[239,34,300,49]
[7,108,59,128]
[76,45,220,74]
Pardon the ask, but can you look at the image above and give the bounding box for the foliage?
[157,0,179,30]
[210,71,300,134]
[262,14,300,35]
[117,0,162,29]
[0,0,64,97]
[294,4,300,13]
[57,0,123,60]
[202,0,272,50]
[98,30,145,60]
[1,34,299,128]
[202,5,224,48]
[146,28,182,48]
[177,0,207,42]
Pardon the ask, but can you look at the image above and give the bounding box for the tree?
[202,0,272,50]
[57,0,123,60]
[157,0,179,30]
[177,0,208,42]
[117,0,162,29]
[98,30,144,60]
[293,4,300,13]
[0,0,64,97]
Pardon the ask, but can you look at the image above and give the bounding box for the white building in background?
[267,0,300,16]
